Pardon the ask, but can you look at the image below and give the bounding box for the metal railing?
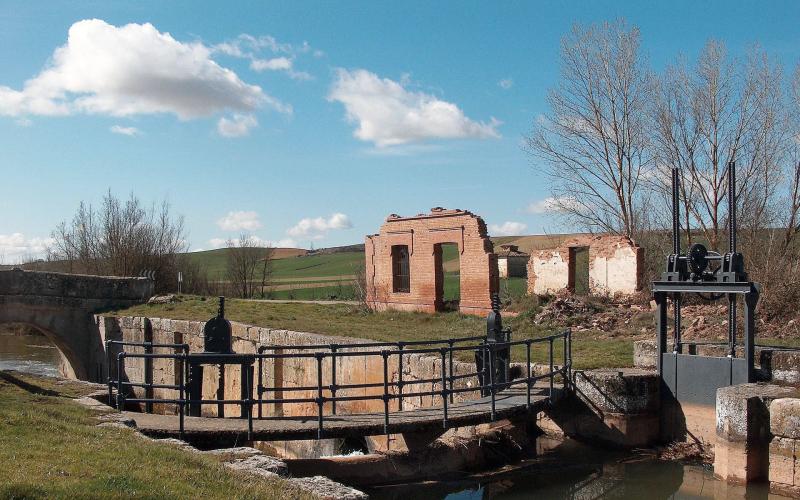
[106,329,571,440]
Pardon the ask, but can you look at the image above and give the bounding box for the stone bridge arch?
[0,269,153,381]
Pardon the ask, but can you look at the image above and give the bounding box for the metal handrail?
[109,329,572,440]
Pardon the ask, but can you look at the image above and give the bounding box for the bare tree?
[651,42,788,249]
[225,234,274,298]
[526,20,652,238]
[50,191,187,291]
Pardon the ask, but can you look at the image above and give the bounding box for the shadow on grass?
[0,371,60,397]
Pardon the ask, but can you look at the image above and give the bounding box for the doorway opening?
[434,242,460,311]
[569,246,590,295]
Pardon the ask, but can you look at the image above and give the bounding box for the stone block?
[771,398,800,439]
[574,368,659,414]
[633,340,657,369]
[769,436,796,486]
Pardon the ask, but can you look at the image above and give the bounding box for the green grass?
[0,371,309,499]
[115,297,634,369]
[269,284,357,300]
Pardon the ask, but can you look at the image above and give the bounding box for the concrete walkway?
[125,388,553,441]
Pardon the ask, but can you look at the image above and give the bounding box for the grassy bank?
[0,371,309,499]
[115,296,634,369]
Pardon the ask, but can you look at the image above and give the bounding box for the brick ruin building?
[527,234,643,296]
[365,208,499,316]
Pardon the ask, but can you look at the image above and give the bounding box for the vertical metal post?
[257,354,263,419]
[245,363,253,441]
[116,353,125,411]
[440,348,448,429]
[330,345,338,415]
[525,339,531,410]
[397,343,404,411]
[316,353,324,440]
[239,363,248,418]
[216,363,225,418]
[728,160,738,358]
[674,296,682,354]
[447,340,454,403]
[744,287,759,382]
[188,362,203,417]
[178,354,184,439]
[382,350,390,435]
[655,292,668,376]
[106,340,113,407]
[562,332,568,391]
[487,343,496,421]
[549,338,554,399]
[144,342,153,413]
[567,329,572,386]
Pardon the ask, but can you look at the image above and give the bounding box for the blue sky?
[1,1,800,261]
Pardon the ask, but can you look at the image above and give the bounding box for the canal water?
[0,327,60,377]
[366,437,786,499]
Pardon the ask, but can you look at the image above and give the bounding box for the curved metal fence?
[106,330,571,440]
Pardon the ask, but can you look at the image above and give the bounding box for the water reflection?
[367,438,785,499]
[0,327,60,377]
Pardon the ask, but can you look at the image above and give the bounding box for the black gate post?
[188,362,203,417]
[654,291,668,376]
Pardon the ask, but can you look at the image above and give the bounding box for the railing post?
[440,348,448,429]
[246,362,254,441]
[447,340,454,404]
[397,342,404,411]
[567,329,573,386]
[316,352,324,440]
[330,344,338,415]
[106,340,113,407]
[525,339,532,411]
[562,331,568,392]
[487,343,496,421]
[549,338,554,400]
[257,353,263,419]
[178,353,185,439]
[144,341,153,413]
[382,350,390,435]
[116,353,125,411]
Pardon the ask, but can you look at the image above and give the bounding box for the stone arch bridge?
[0,269,153,381]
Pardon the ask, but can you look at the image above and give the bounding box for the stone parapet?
[714,384,800,484]
[769,398,800,497]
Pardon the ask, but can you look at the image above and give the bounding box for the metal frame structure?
[106,330,571,441]
[653,162,760,406]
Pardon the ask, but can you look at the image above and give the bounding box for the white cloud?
[0,233,55,263]
[110,124,140,136]
[525,196,578,214]
[213,34,314,81]
[0,19,284,122]
[498,78,513,90]
[251,57,292,71]
[489,221,527,236]
[217,114,258,137]
[328,68,501,147]
[287,213,352,240]
[217,210,262,231]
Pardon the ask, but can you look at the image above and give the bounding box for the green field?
[189,249,365,280]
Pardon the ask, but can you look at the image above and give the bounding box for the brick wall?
[365,207,499,316]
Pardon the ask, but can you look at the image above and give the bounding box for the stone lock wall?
[769,398,800,496]
[527,235,643,296]
[100,315,481,419]
[365,207,499,316]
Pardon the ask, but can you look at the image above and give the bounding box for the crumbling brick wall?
[527,234,643,296]
[365,208,499,316]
